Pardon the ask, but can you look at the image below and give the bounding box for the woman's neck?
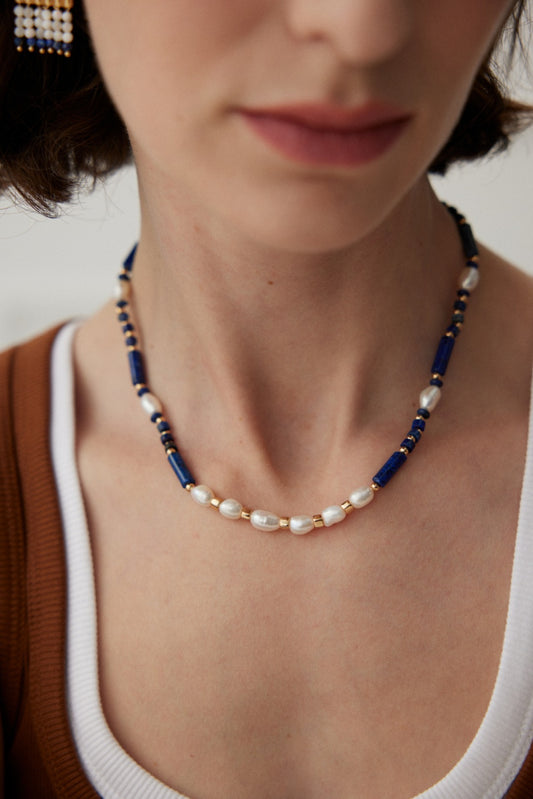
[78,177,465,497]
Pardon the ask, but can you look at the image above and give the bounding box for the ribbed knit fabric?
[1,324,533,798]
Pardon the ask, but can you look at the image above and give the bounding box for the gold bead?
[312,515,325,528]
[279,518,290,528]
[341,500,354,514]
[185,483,195,492]
[432,373,443,380]
[28,46,35,52]
[407,434,417,444]
[399,447,409,455]
[371,482,381,492]
[241,509,251,520]
[445,330,455,338]
[166,448,177,456]
[210,498,221,509]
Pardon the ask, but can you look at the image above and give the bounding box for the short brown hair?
[0,0,531,215]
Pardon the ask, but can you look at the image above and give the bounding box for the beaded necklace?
[114,205,479,535]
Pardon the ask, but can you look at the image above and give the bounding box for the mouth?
[238,102,412,167]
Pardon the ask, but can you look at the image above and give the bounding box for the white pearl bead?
[25,28,36,38]
[41,9,52,20]
[62,10,72,21]
[53,31,63,41]
[15,26,24,37]
[191,485,214,507]
[52,8,62,19]
[140,392,163,417]
[62,32,73,43]
[14,7,25,17]
[419,385,441,412]
[458,266,479,292]
[349,486,374,508]
[289,515,315,535]
[250,510,281,532]
[322,505,346,527]
[63,21,73,32]
[114,279,131,301]
[219,498,243,520]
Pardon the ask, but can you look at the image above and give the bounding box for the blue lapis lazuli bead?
[125,336,137,347]
[123,245,137,272]
[27,38,36,46]
[37,39,46,48]
[157,421,171,433]
[409,428,422,442]
[373,451,408,488]
[122,323,134,334]
[128,349,146,386]
[430,377,443,388]
[454,300,467,312]
[168,450,195,488]
[458,223,478,259]
[431,335,455,376]
[116,300,128,309]
[117,312,129,323]
[160,433,173,444]
[14,37,23,47]
[401,437,416,453]
[446,325,461,337]
[412,418,426,432]
[137,386,149,397]
[417,408,430,419]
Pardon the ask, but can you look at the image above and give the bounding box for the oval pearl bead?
[349,486,374,508]
[191,485,214,507]
[459,266,479,292]
[250,510,281,532]
[419,385,441,412]
[289,515,315,535]
[114,279,131,301]
[322,505,346,527]
[140,392,163,417]
[219,498,243,520]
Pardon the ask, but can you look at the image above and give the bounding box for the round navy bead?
[160,433,174,445]
[454,300,467,312]
[452,312,465,324]
[417,408,430,419]
[14,38,23,47]
[157,421,171,433]
[457,289,470,298]
[151,412,162,424]
[446,325,461,337]
[401,437,416,453]
[117,312,129,323]
[122,323,134,334]
[119,273,131,281]
[125,336,137,347]
[137,387,149,397]
[37,39,46,49]
[430,377,443,387]
[412,418,426,432]
[116,300,128,309]
[27,38,36,46]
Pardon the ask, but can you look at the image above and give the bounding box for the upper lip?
[240,102,411,132]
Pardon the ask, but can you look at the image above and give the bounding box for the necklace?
[114,205,479,535]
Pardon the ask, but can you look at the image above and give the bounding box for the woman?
[1,1,533,797]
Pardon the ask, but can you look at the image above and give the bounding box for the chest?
[80,442,519,799]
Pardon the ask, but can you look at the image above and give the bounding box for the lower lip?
[241,112,410,167]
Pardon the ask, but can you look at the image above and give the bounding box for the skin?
[74,1,533,797]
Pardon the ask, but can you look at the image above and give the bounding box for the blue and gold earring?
[14,0,74,57]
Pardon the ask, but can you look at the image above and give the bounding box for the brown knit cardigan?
[1,327,533,798]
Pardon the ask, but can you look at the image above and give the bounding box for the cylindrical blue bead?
[128,349,146,386]
[432,336,455,376]
[401,438,416,453]
[454,300,467,312]
[157,421,171,433]
[160,433,174,445]
[409,428,422,442]
[373,451,407,488]
[412,418,426,432]
[458,223,478,258]
[446,325,460,337]
[168,451,195,488]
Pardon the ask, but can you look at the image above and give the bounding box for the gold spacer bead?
[185,483,195,492]
[210,498,221,509]
[455,322,463,329]
[28,46,35,52]
[407,434,417,444]
[279,518,290,529]
[166,448,177,455]
[371,482,381,492]
[127,345,137,352]
[134,383,146,391]
[469,254,479,263]
[47,47,55,54]
[64,51,72,58]
[39,48,46,54]
[241,508,251,520]
[399,447,409,455]
[312,515,325,528]
[432,373,443,380]
[341,500,354,514]
[415,415,425,421]
[16,46,23,52]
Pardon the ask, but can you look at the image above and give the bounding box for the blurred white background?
[0,34,532,350]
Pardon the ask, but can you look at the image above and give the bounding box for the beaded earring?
[14,0,74,56]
